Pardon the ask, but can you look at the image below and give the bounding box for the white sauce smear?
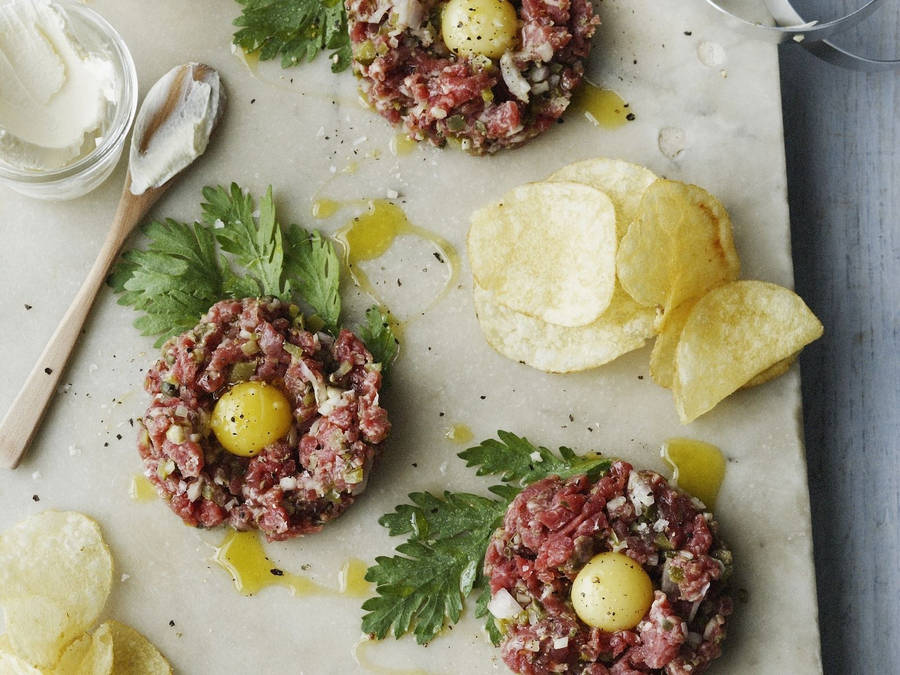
[129,63,223,195]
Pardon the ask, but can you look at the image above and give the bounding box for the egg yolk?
[210,381,293,457]
[441,0,518,59]
[571,552,654,632]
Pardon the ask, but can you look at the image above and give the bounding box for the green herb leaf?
[362,491,508,644]
[363,433,613,645]
[359,306,399,372]
[233,0,352,73]
[110,219,226,346]
[201,184,286,299]
[283,225,341,331]
[458,430,612,487]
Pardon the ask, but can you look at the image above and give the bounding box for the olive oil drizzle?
[128,474,157,502]
[336,200,460,312]
[661,438,726,509]
[389,133,417,157]
[444,423,474,443]
[352,637,431,675]
[213,530,371,598]
[571,82,631,129]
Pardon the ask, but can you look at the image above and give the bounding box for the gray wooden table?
[777,12,899,674]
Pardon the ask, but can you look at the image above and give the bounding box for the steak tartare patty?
[346,0,599,153]
[138,297,390,541]
[485,462,733,674]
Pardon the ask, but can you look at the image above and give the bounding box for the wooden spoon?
[0,63,225,469]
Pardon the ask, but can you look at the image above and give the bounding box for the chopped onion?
[500,52,530,102]
[552,636,569,649]
[606,495,627,512]
[487,588,524,620]
[627,471,654,516]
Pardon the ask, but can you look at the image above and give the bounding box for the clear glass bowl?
[0,2,137,201]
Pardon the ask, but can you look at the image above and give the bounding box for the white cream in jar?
[0,0,119,171]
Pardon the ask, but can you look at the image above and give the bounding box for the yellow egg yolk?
[210,381,293,457]
[441,0,519,59]
[571,552,654,631]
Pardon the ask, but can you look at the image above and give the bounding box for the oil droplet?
[389,133,417,157]
[352,637,431,675]
[571,83,630,129]
[312,198,341,219]
[337,200,459,311]
[445,424,473,444]
[214,531,328,596]
[339,558,372,598]
[342,160,360,175]
[129,474,157,502]
[661,438,726,509]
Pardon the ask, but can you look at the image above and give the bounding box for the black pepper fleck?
[32,495,39,502]
[24,304,32,310]
[270,568,284,576]
[44,367,53,375]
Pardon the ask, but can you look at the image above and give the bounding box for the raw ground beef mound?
[138,297,390,541]
[484,462,733,674]
[346,0,599,153]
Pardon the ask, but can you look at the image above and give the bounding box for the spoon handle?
[0,184,163,469]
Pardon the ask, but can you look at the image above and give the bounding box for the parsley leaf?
[202,184,286,299]
[458,431,612,487]
[362,432,613,645]
[233,0,352,73]
[111,184,353,355]
[283,225,341,331]
[358,307,399,372]
[110,219,226,346]
[362,491,508,644]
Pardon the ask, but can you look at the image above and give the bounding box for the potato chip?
[617,180,740,315]
[0,646,42,675]
[673,281,823,423]
[473,283,655,372]
[0,512,112,667]
[742,354,797,389]
[547,158,658,240]
[106,621,172,675]
[649,299,697,389]
[51,624,114,675]
[468,181,617,327]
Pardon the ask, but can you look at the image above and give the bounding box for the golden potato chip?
[106,621,172,675]
[649,299,697,389]
[51,624,114,675]
[0,512,112,667]
[617,180,740,315]
[468,181,617,327]
[673,281,823,423]
[547,158,658,240]
[473,283,655,372]
[742,354,797,389]
[0,645,42,675]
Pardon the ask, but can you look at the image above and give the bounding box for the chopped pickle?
[446,114,466,132]
[228,361,257,384]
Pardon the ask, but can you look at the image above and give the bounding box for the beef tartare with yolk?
[484,462,733,674]
[346,0,599,153]
[138,297,390,540]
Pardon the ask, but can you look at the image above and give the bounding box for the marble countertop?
[4,0,894,672]
[778,19,900,675]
